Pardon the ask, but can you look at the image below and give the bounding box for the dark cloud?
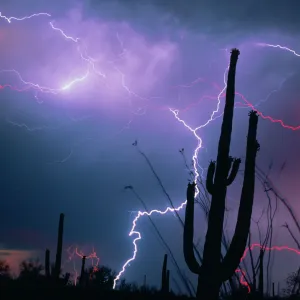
[91,0,300,36]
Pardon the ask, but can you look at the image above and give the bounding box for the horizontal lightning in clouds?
[257,42,300,57]
[0,12,51,23]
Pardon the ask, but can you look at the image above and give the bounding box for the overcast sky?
[1,0,300,293]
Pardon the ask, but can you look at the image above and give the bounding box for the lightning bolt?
[113,67,228,289]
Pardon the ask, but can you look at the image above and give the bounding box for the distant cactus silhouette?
[63,272,70,286]
[79,255,86,286]
[45,249,50,278]
[161,254,170,293]
[54,213,64,281]
[184,49,260,300]
[166,269,170,292]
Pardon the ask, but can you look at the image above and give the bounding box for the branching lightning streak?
[66,245,100,286]
[2,12,300,129]
[113,201,187,288]
[0,11,141,97]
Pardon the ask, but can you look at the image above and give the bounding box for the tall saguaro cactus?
[54,213,65,281]
[183,49,260,300]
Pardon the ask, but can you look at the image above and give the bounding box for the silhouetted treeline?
[0,257,188,300]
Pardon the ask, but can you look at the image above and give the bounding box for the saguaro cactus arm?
[206,161,216,195]
[183,182,201,274]
[226,158,241,186]
[226,156,234,177]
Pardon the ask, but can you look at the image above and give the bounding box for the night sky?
[1,0,300,292]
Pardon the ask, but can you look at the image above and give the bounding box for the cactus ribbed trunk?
[166,270,170,293]
[54,213,64,281]
[45,249,50,278]
[201,49,240,279]
[183,49,260,300]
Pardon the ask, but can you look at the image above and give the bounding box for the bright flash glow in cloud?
[0,7,177,106]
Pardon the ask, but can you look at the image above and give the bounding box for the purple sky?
[1,0,300,293]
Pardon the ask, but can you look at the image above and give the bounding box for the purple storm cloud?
[1,0,300,293]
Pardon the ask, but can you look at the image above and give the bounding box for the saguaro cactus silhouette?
[166,270,170,292]
[79,255,86,286]
[184,49,260,300]
[54,213,65,281]
[161,254,170,293]
[45,249,50,278]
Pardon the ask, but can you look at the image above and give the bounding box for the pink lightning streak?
[65,245,100,286]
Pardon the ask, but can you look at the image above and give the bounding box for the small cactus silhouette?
[161,254,170,293]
